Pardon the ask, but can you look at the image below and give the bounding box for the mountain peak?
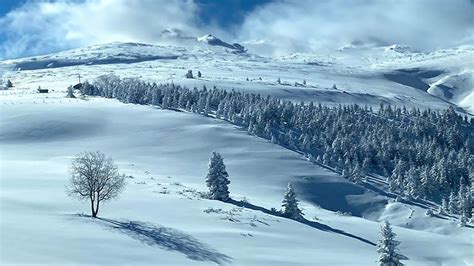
[197,34,246,53]
[384,44,413,53]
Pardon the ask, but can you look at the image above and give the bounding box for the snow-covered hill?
[0,41,473,265]
[0,90,472,265]
[1,42,472,113]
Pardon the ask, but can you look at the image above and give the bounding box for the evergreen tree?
[405,167,420,200]
[459,211,468,227]
[350,163,364,184]
[205,152,231,201]
[66,86,76,98]
[458,181,472,219]
[449,191,458,214]
[377,221,406,266]
[185,70,193,79]
[281,182,303,220]
[441,197,449,214]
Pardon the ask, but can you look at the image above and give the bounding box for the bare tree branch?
[66,151,126,217]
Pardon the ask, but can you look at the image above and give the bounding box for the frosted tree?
[66,86,76,98]
[185,70,194,79]
[459,211,469,226]
[204,95,211,115]
[440,197,449,214]
[6,79,13,88]
[281,182,303,220]
[377,221,406,266]
[342,168,350,179]
[197,71,202,78]
[350,163,364,184]
[405,167,420,200]
[449,191,458,214]
[390,159,406,193]
[205,152,231,201]
[458,180,472,219]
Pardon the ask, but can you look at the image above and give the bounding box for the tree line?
[78,75,473,219]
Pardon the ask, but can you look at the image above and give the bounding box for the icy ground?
[0,89,472,265]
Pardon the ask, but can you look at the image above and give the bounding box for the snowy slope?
[0,41,473,265]
[1,42,472,114]
[0,90,472,265]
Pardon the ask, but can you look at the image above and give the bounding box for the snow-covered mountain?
[1,41,472,113]
[160,29,247,53]
[0,40,473,265]
[197,34,246,53]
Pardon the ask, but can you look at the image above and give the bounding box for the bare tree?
[67,151,125,218]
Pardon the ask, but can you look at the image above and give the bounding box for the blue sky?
[195,0,272,30]
[0,0,270,28]
[0,0,473,59]
[0,0,26,16]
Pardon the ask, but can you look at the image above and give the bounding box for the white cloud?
[0,0,202,59]
[0,0,473,59]
[237,0,474,55]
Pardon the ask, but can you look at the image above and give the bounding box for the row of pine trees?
[79,75,473,218]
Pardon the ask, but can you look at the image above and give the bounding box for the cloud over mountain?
[0,0,473,59]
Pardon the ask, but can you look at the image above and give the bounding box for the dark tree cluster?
[80,75,473,211]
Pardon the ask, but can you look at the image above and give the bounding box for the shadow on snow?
[227,199,376,246]
[76,214,231,265]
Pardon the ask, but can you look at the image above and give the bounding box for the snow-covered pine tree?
[204,95,211,115]
[458,177,472,219]
[350,163,364,184]
[342,169,349,179]
[205,152,231,201]
[281,182,303,220]
[405,166,420,200]
[449,191,458,214]
[66,86,76,98]
[6,79,13,88]
[440,197,449,214]
[185,70,193,79]
[459,211,468,226]
[377,221,406,266]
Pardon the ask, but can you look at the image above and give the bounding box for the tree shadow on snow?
[292,177,388,218]
[81,215,231,265]
[227,199,376,246]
